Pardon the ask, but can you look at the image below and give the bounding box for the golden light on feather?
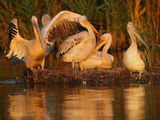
[86,37,109,59]
[83,21,99,34]
[81,33,114,69]
[57,15,98,70]
[123,22,148,79]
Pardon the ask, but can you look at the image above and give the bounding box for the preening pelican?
[6,16,47,69]
[81,33,114,69]
[56,16,98,70]
[123,22,148,79]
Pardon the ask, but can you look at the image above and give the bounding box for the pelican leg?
[41,59,45,69]
[130,72,132,77]
[128,71,132,81]
[72,61,75,69]
[26,67,34,79]
[139,72,142,79]
[79,62,83,71]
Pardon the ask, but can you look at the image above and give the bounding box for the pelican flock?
[123,22,148,79]
[81,33,114,69]
[5,10,149,79]
[5,11,98,69]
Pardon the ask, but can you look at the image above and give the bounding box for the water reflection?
[1,85,160,120]
[0,53,160,120]
[124,87,145,120]
[62,88,114,120]
[8,89,51,120]
[7,87,114,120]
[0,55,25,80]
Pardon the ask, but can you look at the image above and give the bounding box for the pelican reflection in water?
[81,33,114,69]
[123,22,148,79]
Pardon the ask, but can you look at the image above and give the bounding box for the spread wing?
[56,31,89,57]
[41,10,99,43]
[5,19,29,64]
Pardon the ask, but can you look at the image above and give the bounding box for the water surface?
[0,55,160,120]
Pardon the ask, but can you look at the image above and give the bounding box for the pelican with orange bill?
[81,33,114,70]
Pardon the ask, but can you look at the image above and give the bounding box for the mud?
[21,67,160,87]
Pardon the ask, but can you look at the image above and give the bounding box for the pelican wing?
[41,11,89,42]
[57,31,88,57]
[138,50,147,63]
[6,19,29,63]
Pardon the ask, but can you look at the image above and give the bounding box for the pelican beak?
[33,23,46,50]
[84,21,100,38]
[132,28,148,48]
[86,38,109,59]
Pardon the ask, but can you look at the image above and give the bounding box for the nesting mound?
[22,67,160,86]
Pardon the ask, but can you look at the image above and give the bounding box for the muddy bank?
[20,67,160,86]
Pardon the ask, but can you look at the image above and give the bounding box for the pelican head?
[94,33,112,51]
[87,33,112,59]
[31,16,38,24]
[100,33,112,43]
[41,14,51,26]
[79,15,99,35]
[31,16,40,36]
[127,22,148,48]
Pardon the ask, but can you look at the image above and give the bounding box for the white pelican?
[56,16,99,70]
[123,22,148,79]
[5,11,98,69]
[6,16,47,69]
[81,33,114,69]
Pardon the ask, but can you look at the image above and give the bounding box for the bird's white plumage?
[6,16,46,69]
[123,42,145,73]
[57,31,88,57]
[6,11,98,69]
[81,33,114,69]
[6,11,89,68]
[41,11,82,42]
[123,22,148,78]
[56,16,97,70]
[6,19,29,61]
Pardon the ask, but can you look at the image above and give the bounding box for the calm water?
[0,55,160,120]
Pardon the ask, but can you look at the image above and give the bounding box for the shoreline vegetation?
[0,0,159,69]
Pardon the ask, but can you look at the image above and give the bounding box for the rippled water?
[0,55,160,120]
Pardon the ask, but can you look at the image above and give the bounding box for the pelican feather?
[6,16,46,69]
[56,16,98,70]
[123,22,148,79]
